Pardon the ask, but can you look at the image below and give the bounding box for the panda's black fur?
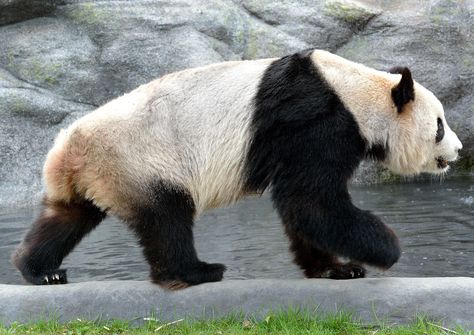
[245,51,399,278]
[13,49,460,289]
[127,181,226,288]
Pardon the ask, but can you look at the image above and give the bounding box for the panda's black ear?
[390,67,415,113]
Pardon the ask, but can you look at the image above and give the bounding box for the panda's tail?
[12,129,106,285]
[42,128,81,204]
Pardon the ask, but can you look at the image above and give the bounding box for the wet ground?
[1,177,472,284]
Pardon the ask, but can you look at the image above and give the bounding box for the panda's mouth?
[436,156,449,169]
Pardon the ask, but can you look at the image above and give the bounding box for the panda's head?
[311,50,462,177]
[383,67,462,175]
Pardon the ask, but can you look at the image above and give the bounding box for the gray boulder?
[0,0,472,207]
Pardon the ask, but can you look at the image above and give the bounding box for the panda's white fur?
[15,49,462,287]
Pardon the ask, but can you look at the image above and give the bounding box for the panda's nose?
[455,142,462,155]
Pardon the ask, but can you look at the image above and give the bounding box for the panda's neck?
[311,50,397,148]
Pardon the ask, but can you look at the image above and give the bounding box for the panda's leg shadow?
[285,227,366,279]
[127,184,226,290]
[11,197,106,285]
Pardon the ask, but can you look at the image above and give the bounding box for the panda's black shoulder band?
[245,50,367,193]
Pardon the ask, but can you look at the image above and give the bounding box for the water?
[1,177,473,284]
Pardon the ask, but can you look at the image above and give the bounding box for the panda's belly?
[183,104,255,214]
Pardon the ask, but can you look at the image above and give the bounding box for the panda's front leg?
[274,188,401,277]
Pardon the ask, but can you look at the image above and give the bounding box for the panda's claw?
[36,269,68,285]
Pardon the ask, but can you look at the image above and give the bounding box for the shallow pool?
[1,177,473,284]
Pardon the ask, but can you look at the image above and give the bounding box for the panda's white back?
[56,58,274,216]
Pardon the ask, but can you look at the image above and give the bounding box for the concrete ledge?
[0,278,473,329]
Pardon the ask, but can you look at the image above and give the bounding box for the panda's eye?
[435,118,444,143]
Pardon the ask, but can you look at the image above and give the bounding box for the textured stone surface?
[0,0,473,206]
[0,278,473,329]
[0,0,59,26]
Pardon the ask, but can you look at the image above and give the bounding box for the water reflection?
[0,177,472,284]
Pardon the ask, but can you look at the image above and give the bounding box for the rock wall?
[0,0,473,207]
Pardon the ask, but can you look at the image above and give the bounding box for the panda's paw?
[39,269,68,285]
[196,261,226,274]
[154,262,226,290]
[189,261,226,284]
[325,264,366,280]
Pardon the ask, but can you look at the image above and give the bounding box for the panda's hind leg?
[12,197,106,285]
[285,227,366,279]
[127,183,226,290]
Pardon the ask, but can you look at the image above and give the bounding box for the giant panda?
[12,49,462,289]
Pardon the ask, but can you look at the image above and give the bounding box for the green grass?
[0,311,470,335]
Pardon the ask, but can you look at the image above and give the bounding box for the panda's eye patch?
[435,118,444,143]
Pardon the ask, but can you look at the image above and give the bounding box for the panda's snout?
[452,138,462,161]
[435,134,462,170]
[445,129,462,161]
